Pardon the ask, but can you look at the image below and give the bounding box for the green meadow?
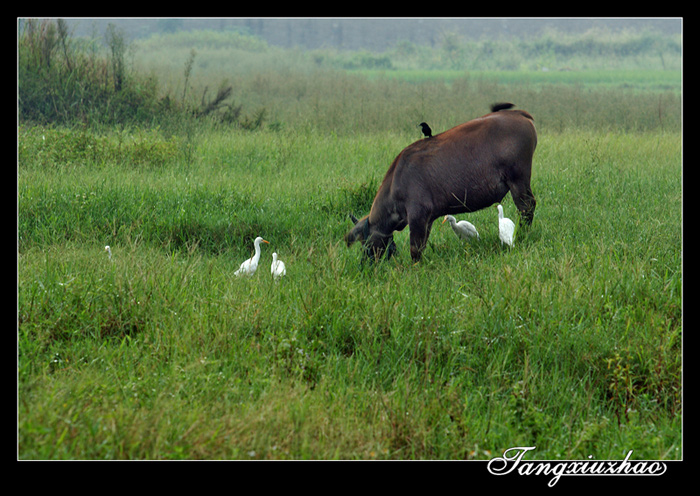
[18,24,681,460]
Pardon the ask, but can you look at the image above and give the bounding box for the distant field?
[355,68,682,93]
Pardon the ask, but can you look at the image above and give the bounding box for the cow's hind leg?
[509,181,536,226]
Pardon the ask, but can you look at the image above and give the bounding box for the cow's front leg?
[408,218,431,263]
[385,237,397,259]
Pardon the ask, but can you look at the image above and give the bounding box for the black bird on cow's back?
[418,122,432,138]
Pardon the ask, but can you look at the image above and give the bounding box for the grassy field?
[18,25,682,461]
[18,123,681,460]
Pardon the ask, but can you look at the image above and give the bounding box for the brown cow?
[345,103,537,262]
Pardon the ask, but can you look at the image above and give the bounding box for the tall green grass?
[18,124,681,460]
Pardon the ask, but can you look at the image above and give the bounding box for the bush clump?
[18,19,268,132]
[19,19,166,127]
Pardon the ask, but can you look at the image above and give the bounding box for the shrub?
[19,19,168,127]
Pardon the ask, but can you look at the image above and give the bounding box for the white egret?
[496,204,515,247]
[235,237,269,277]
[271,252,286,280]
[442,215,479,241]
[105,245,112,260]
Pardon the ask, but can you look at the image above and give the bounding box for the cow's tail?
[491,102,534,121]
[490,102,515,112]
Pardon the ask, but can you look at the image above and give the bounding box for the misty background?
[18,17,682,132]
[61,18,681,52]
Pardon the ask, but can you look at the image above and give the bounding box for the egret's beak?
[262,240,270,244]
[441,217,447,225]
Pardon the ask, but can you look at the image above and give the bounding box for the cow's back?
[388,110,536,214]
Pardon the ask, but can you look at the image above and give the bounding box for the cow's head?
[345,214,396,261]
